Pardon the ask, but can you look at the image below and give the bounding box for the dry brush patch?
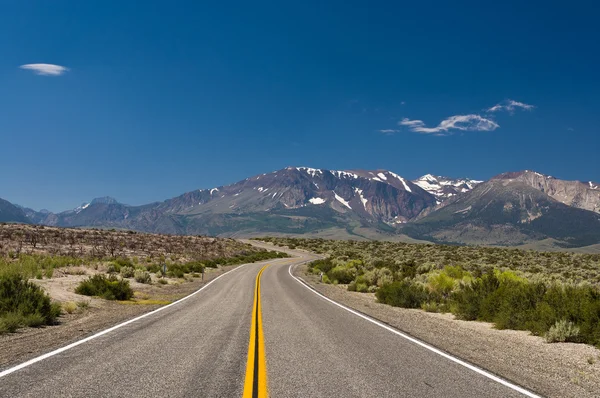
[258,237,600,348]
[0,224,287,336]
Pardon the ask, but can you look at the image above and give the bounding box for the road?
[0,250,538,397]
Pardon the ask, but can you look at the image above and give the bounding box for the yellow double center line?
[243,264,269,398]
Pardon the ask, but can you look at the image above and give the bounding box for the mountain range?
[2,167,599,249]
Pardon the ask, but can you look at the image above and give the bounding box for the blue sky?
[1,1,599,211]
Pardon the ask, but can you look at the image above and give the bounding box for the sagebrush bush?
[0,274,61,334]
[63,301,78,314]
[113,257,133,268]
[546,319,581,343]
[120,266,135,278]
[75,274,134,300]
[376,281,428,308]
[328,266,356,284]
[134,270,152,284]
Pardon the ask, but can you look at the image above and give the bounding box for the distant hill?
[0,198,30,224]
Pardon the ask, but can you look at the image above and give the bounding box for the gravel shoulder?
[0,265,239,370]
[295,265,600,398]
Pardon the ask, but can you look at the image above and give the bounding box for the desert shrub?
[0,274,61,333]
[120,266,135,278]
[0,312,23,333]
[106,264,119,274]
[75,274,133,300]
[158,278,168,285]
[63,301,78,314]
[328,266,356,284]
[355,282,369,293]
[546,319,581,343]
[309,259,335,274]
[488,280,546,330]
[183,261,205,273]
[146,263,161,273]
[452,271,501,321]
[134,270,152,284]
[113,257,133,268]
[167,264,185,278]
[376,281,428,308]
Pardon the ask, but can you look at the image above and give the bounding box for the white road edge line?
[0,258,288,379]
[288,262,542,398]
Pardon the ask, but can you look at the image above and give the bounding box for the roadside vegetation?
[0,274,61,334]
[0,224,288,334]
[257,237,600,347]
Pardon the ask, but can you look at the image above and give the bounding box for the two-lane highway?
[0,253,539,397]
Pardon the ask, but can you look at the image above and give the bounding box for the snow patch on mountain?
[413,174,482,199]
[332,170,359,179]
[354,188,368,208]
[309,197,326,205]
[295,167,323,178]
[333,192,352,209]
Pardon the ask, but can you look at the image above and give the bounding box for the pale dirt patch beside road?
[296,266,600,398]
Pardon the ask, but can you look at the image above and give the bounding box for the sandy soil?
[296,268,600,398]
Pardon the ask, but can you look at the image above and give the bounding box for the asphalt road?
[0,253,538,397]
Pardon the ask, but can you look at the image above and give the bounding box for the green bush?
[120,266,135,278]
[134,270,152,284]
[75,274,134,300]
[310,259,335,274]
[0,274,61,334]
[167,264,185,278]
[113,257,134,268]
[376,281,428,308]
[546,319,580,343]
[328,266,355,284]
[146,263,161,273]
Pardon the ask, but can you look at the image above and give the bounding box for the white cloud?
[399,118,425,128]
[399,115,499,135]
[487,99,534,113]
[382,98,532,136]
[19,63,69,76]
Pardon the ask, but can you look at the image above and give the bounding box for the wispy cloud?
[398,115,499,135]
[381,98,534,137]
[487,99,534,113]
[19,63,69,76]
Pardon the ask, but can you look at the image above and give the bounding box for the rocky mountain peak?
[412,174,483,201]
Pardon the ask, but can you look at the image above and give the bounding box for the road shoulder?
[293,264,600,398]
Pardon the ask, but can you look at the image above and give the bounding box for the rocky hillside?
[493,170,600,213]
[404,177,600,247]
